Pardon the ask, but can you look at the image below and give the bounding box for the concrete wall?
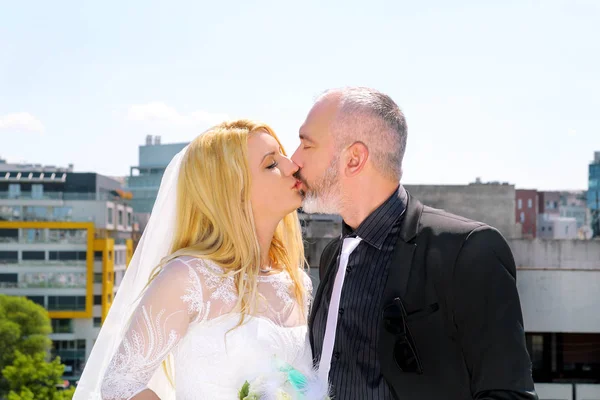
[509,239,600,333]
[517,269,600,333]
[508,239,600,270]
[404,183,521,238]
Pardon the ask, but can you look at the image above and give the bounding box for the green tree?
[2,351,74,400]
[0,294,52,370]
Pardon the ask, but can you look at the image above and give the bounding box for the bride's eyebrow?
[261,151,276,163]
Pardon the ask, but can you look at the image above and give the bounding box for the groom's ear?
[344,141,369,177]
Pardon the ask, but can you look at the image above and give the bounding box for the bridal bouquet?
[238,358,330,400]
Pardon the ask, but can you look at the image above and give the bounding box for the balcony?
[0,192,97,201]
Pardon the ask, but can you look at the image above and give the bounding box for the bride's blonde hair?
[146,119,308,387]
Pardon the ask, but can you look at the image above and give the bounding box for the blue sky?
[1,0,598,190]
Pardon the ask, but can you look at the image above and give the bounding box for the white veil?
[73,145,189,400]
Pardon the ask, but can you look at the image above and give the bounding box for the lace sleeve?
[100,258,201,400]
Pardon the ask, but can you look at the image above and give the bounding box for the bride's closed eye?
[266,161,278,169]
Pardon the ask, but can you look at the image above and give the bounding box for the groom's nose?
[291,147,303,168]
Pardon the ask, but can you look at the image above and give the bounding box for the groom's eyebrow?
[299,133,315,144]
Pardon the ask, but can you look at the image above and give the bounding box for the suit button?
[338,308,344,316]
[333,351,340,359]
[346,265,352,273]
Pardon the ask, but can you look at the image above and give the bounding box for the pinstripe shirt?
[312,186,407,400]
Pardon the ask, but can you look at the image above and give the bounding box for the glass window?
[0,251,18,263]
[0,228,18,243]
[518,199,522,209]
[21,229,44,243]
[93,273,103,283]
[528,199,532,208]
[0,274,18,288]
[107,208,114,224]
[127,212,132,227]
[118,210,123,226]
[22,206,48,221]
[52,207,72,221]
[47,296,86,311]
[8,184,21,198]
[94,251,103,261]
[93,295,102,305]
[520,212,525,223]
[31,184,44,199]
[93,317,102,328]
[26,296,45,306]
[0,205,21,221]
[22,251,45,261]
[51,319,73,333]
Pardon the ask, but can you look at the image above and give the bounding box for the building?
[588,152,600,238]
[126,136,188,230]
[559,191,591,239]
[537,215,578,240]
[404,181,521,239]
[509,239,600,397]
[0,161,134,382]
[516,189,539,238]
[539,191,561,216]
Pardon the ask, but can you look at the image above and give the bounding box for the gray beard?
[300,163,341,214]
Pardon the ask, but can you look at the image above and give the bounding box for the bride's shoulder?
[161,255,227,280]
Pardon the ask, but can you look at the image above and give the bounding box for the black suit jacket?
[310,192,538,400]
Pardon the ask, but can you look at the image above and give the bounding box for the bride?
[73,120,329,399]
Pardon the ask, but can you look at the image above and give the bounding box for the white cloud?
[127,102,229,128]
[0,112,45,133]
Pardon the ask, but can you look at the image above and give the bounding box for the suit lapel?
[381,190,424,305]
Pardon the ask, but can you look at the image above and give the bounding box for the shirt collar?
[342,185,407,250]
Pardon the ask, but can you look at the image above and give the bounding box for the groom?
[291,87,538,400]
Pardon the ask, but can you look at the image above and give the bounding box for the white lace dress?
[100,256,315,400]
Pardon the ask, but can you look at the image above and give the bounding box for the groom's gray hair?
[319,87,407,181]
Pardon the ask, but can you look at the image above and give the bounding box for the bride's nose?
[280,157,300,177]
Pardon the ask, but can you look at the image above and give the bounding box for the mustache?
[293,170,308,186]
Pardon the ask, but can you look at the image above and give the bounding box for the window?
[0,274,18,288]
[31,184,44,199]
[22,251,45,261]
[26,296,45,306]
[52,206,72,221]
[49,251,87,261]
[8,184,21,198]
[93,295,102,305]
[518,199,522,209]
[22,206,48,221]
[127,212,132,227]
[51,319,73,334]
[94,251,103,261]
[528,199,532,208]
[93,273,103,283]
[93,317,102,328]
[520,212,525,223]
[0,229,19,243]
[0,251,18,263]
[108,251,112,261]
[118,210,123,226]
[47,296,86,311]
[21,228,44,243]
[107,208,114,224]
[549,226,553,232]
[542,227,546,231]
